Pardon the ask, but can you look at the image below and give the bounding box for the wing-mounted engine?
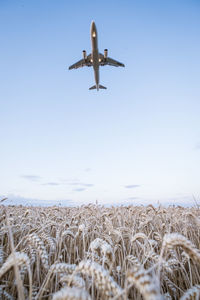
[104,49,108,59]
[83,50,87,61]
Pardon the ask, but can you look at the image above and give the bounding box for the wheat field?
[0,204,200,299]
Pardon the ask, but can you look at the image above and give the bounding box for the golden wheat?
[52,286,92,300]
[76,260,123,298]
[162,233,200,263]
[0,204,199,299]
[179,284,200,300]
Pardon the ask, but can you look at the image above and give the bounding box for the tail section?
[89,84,107,90]
[89,85,97,90]
[99,85,107,89]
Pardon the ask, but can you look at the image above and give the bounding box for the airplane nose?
[91,21,96,33]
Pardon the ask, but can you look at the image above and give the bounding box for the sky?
[0,0,200,206]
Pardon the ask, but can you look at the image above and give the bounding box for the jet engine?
[83,50,87,60]
[104,49,108,59]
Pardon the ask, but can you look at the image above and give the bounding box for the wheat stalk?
[0,288,15,300]
[36,263,76,300]
[0,246,4,266]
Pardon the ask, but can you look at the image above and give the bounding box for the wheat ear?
[162,233,200,263]
[60,274,85,289]
[164,292,172,300]
[52,287,92,300]
[89,238,114,263]
[76,260,123,298]
[127,265,162,300]
[180,285,200,300]
[26,233,49,269]
[0,252,29,278]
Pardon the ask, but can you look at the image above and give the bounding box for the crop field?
[0,204,200,299]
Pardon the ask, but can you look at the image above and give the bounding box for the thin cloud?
[124,184,140,189]
[69,182,94,187]
[73,188,86,192]
[21,175,41,182]
[42,182,60,186]
[48,178,94,188]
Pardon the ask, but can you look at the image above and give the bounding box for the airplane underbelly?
[92,49,99,67]
[94,68,99,83]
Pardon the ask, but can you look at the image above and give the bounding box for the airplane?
[69,21,125,91]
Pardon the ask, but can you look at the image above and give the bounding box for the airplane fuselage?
[91,21,100,90]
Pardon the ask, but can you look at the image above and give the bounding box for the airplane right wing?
[69,54,92,70]
[105,57,125,67]
[99,54,125,67]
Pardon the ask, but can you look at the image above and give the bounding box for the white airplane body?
[69,21,125,91]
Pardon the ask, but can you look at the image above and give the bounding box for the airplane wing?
[69,54,92,70]
[99,53,125,67]
[106,57,125,67]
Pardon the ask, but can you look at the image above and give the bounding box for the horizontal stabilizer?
[89,85,97,90]
[99,85,107,89]
[89,84,107,90]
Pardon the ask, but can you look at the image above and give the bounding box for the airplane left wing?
[99,53,125,67]
[69,54,92,70]
[69,59,86,70]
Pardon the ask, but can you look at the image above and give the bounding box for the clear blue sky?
[0,0,200,206]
